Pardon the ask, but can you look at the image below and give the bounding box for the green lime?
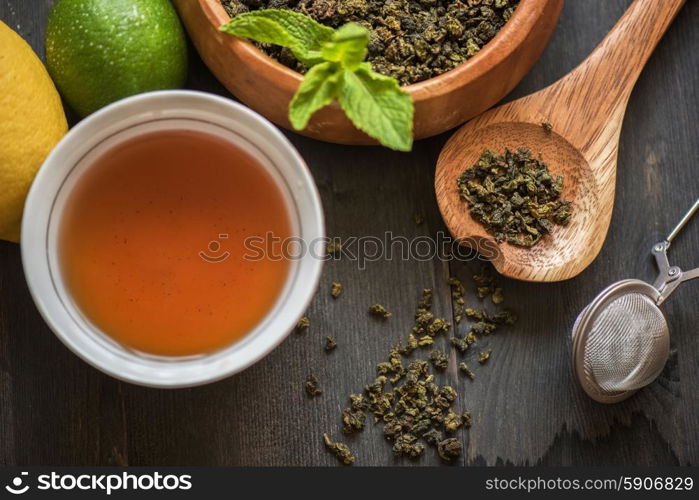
[45,0,187,117]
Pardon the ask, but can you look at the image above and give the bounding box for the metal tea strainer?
[572,198,699,403]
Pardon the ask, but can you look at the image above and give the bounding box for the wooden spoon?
[435,0,686,282]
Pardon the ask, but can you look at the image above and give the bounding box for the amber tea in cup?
[22,91,323,387]
[59,128,292,357]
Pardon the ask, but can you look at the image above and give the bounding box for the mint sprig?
[221,10,414,151]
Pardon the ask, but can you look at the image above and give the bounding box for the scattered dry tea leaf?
[411,289,451,345]
[322,433,355,465]
[478,349,492,364]
[399,333,418,356]
[492,287,504,305]
[491,311,518,327]
[342,406,366,434]
[330,281,342,298]
[326,241,343,257]
[459,362,476,380]
[368,304,392,319]
[349,393,367,411]
[428,317,451,336]
[541,121,553,132]
[448,277,466,323]
[392,433,425,459]
[429,350,449,371]
[305,372,322,397]
[414,212,424,225]
[341,354,464,463]
[295,316,310,333]
[471,321,497,336]
[417,288,433,310]
[463,410,473,429]
[327,273,522,465]
[444,411,463,433]
[324,336,337,352]
[448,277,466,296]
[473,265,497,299]
[437,437,463,462]
[418,335,434,346]
[465,307,483,321]
[450,336,471,354]
[413,310,433,335]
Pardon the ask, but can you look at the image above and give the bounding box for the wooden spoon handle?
[574,0,685,97]
[550,0,686,153]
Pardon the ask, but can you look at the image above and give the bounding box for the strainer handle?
[665,198,699,246]
[680,268,699,284]
[652,198,699,304]
[655,267,699,306]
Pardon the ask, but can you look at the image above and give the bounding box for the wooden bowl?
[174,0,563,145]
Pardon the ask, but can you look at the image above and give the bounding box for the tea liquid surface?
[60,129,291,356]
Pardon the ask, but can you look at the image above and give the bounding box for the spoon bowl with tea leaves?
[436,0,686,282]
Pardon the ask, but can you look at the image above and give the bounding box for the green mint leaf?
[220,9,334,66]
[338,63,414,151]
[321,23,369,72]
[221,12,414,150]
[289,62,343,130]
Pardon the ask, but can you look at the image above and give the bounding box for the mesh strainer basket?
[572,199,699,403]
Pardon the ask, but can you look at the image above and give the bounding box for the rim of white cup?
[21,90,325,388]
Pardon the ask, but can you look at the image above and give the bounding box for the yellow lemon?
[0,21,68,243]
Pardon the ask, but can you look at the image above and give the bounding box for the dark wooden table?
[1,0,697,467]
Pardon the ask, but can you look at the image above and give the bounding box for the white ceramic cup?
[21,90,325,388]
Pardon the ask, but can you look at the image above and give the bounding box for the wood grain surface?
[0,0,697,466]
